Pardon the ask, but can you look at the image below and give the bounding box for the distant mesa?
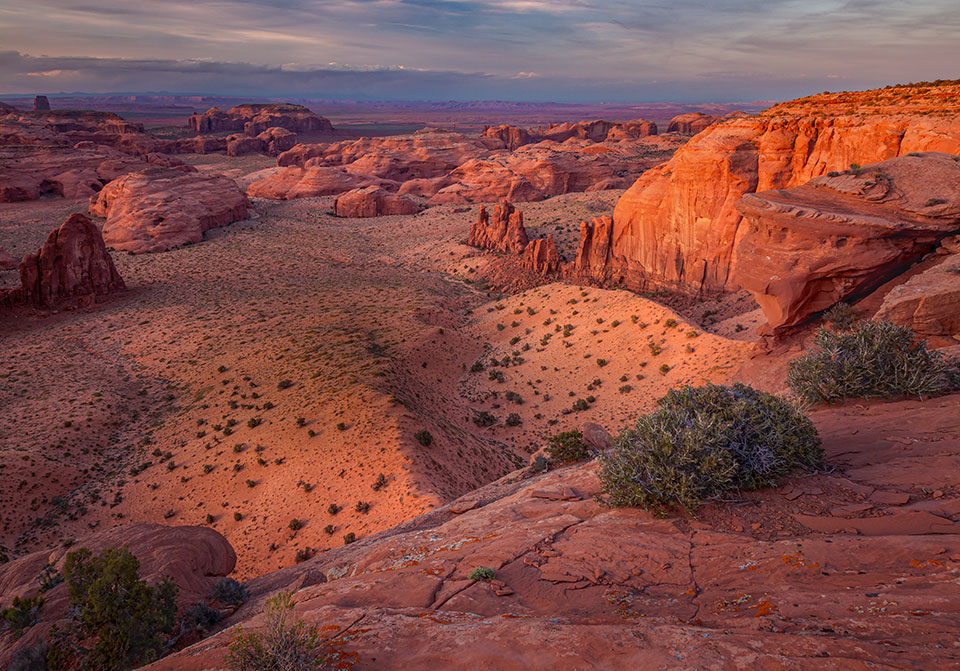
[188,103,334,136]
[666,112,721,135]
[1,212,125,307]
[90,167,250,254]
[734,152,960,332]
[333,185,419,218]
[481,118,658,150]
[33,95,50,111]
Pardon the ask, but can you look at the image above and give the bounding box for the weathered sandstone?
[333,185,419,217]
[188,103,333,135]
[468,201,529,254]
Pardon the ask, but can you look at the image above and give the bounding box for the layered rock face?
[666,112,720,134]
[333,185,419,217]
[246,166,388,200]
[468,201,530,253]
[188,103,334,135]
[875,253,960,336]
[482,118,657,150]
[0,524,235,668]
[90,168,250,253]
[575,84,960,294]
[734,152,960,331]
[1,213,125,306]
[521,235,561,275]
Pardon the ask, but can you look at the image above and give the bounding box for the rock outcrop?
[666,112,720,134]
[1,213,125,306]
[245,166,389,200]
[521,235,561,275]
[874,253,960,336]
[90,168,250,253]
[32,95,50,111]
[575,84,960,295]
[188,103,334,136]
[482,118,657,150]
[0,524,235,669]
[333,185,419,217]
[468,201,529,253]
[734,152,960,331]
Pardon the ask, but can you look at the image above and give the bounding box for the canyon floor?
[0,159,754,578]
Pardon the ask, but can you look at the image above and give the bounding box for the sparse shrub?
[247,417,262,429]
[323,525,334,535]
[659,364,671,375]
[211,577,249,606]
[472,411,496,427]
[37,563,63,593]
[596,358,608,367]
[327,504,340,515]
[234,512,243,521]
[571,398,589,412]
[288,519,303,531]
[414,430,433,447]
[205,514,215,525]
[185,602,222,633]
[822,302,856,330]
[336,422,346,432]
[225,591,328,671]
[599,384,823,512]
[545,430,589,463]
[664,318,677,328]
[372,473,387,491]
[2,595,43,636]
[505,413,521,426]
[277,380,294,390]
[343,533,356,545]
[787,321,960,404]
[52,546,177,671]
[294,548,314,563]
[528,455,549,474]
[355,501,370,514]
[468,567,495,581]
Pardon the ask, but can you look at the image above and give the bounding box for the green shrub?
[545,430,589,463]
[225,591,329,671]
[414,430,433,447]
[55,546,177,671]
[210,577,249,606]
[599,384,822,512]
[822,302,856,330]
[787,321,960,404]
[2,595,43,636]
[185,602,222,633]
[468,567,495,581]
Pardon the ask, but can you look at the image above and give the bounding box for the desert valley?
[1,9,960,670]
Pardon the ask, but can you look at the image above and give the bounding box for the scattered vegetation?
[211,577,249,606]
[468,567,495,581]
[225,591,329,671]
[2,595,43,637]
[599,384,823,512]
[545,430,589,464]
[414,430,433,447]
[787,321,960,403]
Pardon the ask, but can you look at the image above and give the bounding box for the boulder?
[257,127,298,155]
[521,235,561,275]
[468,201,529,254]
[666,112,720,135]
[580,421,611,452]
[333,185,419,217]
[4,213,125,306]
[575,85,960,294]
[733,152,960,331]
[90,168,250,253]
[874,254,960,336]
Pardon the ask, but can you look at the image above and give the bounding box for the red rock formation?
[0,524,235,668]
[32,95,50,111]
[1,213,125,306]
[468,201,529,254]
[333,185,419,217]
[874,253,960,336]
[521,235,561,275]
[734,152,960,331]
[575,85,960,295]
[188,103,333,136]
[574,216,616,279]
[90,168,250,254]
[666,112,720,135]
[481,118,657,150]
[245,166,390,200]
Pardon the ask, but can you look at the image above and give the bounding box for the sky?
[0,0,958,102]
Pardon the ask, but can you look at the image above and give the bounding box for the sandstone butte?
[481,118,658,150]
[665,111,722,134]
[188,103,335,136]
[1,213,125,306]
[468,200,530,254]
[90,168,250,254]
[333,185,419,218]
[735,152,960,331]
[0,394,948,669]
[574,83,960,296]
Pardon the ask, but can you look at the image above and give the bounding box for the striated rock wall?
[188,103,334,136]
[574,85,960,295]
[468,200,530,254]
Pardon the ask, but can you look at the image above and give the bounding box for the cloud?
[0,0,957,100]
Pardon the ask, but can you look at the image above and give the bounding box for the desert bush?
[54,546,177,671]
[787,321,960,404]
[2,595,43,636]
[225,591,329,671]
[545,430,589,464]
[505,413,521,427]
[414,430,433,447]
[468,567,495,581]
[598,384,822,512]
[211,577,249,606]
[822,302,856,330]
[185,602,222,633]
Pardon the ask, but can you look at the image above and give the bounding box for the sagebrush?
[598,384,822,512]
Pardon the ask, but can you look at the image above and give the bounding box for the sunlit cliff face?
[0,0,957,100]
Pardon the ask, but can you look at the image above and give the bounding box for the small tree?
[226,591,329,671]
[56,546,177,671]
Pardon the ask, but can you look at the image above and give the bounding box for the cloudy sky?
[0,0,957,101]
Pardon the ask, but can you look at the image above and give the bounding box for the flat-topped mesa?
[32,95,50,111]
[2,213,125,307]
[90,167,250,254]
[481,118,657,150]
[733,152,960,332]
[468,200,529,253]
[188,103,334,136]
[574,83,960,296]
